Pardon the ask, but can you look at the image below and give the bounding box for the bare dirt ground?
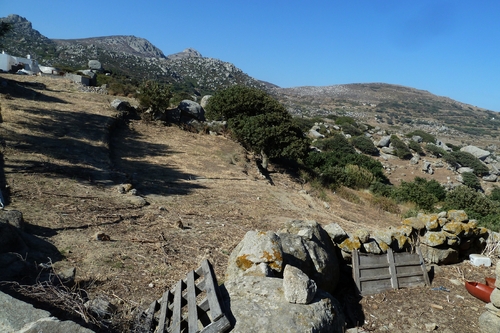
[0,73,496,332]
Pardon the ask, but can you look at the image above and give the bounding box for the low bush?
[393,177,446,211]
[449,151,489,176]
[351,136,379,155]
[461,172,482,191]
[408,140,424,155]
[137,80,172,111]
[425,143,447,158]
[390,135,412,160]
[406,130,436,143]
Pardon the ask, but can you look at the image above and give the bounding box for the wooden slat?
[417,246,431,286]
[200,315,231,333]
[387,249,399,289]
[144,300,159,332]
[157,290,172,333]
[187,270,200,333]
[358,274,392,282]
[201,259,224,321]
[171,279,184,333]
[352,250,361,292]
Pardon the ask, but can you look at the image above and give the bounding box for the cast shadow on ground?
[1,105,206,198]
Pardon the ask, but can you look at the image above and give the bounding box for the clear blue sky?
[2,1,500,111]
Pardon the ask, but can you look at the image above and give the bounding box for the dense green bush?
[425,143,447,157]
[344,164,375,189]
[335,116,356,126]
[461,172,482,190]
[489,187,500,202]
[448,151,489,176]
[314,134,356,154]
[406,130,436,143]
[393,177,446,211]
[205,86,310,164]
[408,140,424,156]
[443,186,499,221]
[292,117,325,133]
[341,123,363,136]
[370,181,395,197]
[137,80,172,111]
[390,135,412,160]
[351,136,379,155]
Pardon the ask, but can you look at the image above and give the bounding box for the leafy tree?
[137,80,172,111]
[205,86,310,168]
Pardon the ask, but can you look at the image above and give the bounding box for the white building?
[0,51,41,74]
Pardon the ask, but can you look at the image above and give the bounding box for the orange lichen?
[235,254,253,271]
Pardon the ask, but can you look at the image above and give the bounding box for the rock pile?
[335,210,490,265]
[479,264,500,332]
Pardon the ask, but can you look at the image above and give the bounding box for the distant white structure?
[0,51,41,74]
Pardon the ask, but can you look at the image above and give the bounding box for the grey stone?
[225,230,283,281]
[461,145,491,160]
[420,244,459,265]
[323,223,348,244]
[178,100,205,121]
[0,291,94,332]
[223,276,345,333]
[381,146,395,155]
[458,167,475,174]
[309,129,325,139]
[110,99,133,112]
[491,287,500,308]
[420,231,447,247]
[363,240,383,254]
[0,210,24,229]
[479,310,500,333]
[377,136,391,147]
[200,95,212,108]
[412,135,423,143]
[283,265,317,304]
[410,155,420,165]
[88,59,102,71]
[483,174,498,182]
[85,295,116,319]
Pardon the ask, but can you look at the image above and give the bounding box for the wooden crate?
[352,247,430,296]
[140,259,231,333]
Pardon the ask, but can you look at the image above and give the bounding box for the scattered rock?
[0,210,24,229]
[85,295,116,319]
[94,232,111,241]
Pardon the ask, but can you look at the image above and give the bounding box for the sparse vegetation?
[390,135,412,160]
[351,135,379,156]
[406,130,436,143]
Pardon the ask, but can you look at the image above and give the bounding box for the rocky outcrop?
[0,291,94,333]
[223,276,345,333]
[461,145,491,160]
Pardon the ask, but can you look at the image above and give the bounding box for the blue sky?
[2,1,500,111]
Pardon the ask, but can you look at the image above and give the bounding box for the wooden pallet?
[140,259,231,333]
[352,247,430,296]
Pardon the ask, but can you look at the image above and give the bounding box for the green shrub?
[344,164,375,189]
[205,86,310,163]
[461,172,482,191]
[370,181,394,197]
[351,136,379,155]
[335,116,356,126]
[314,134,356,154]
[443,186,499,219]
[449,151,489,176]
[489,187,500,202]
[425,143,447,158]
[406,130,436,143]
[341,123,363,136]
[408,140,424,156]
[292,117,324,132]
[390,135,412,160]
[393,177,446,211]
[137,80,172,111]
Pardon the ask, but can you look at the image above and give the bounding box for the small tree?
[205,86,310,168]
[137,80,172,111]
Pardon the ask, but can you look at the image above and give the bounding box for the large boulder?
[0,291,94,333]
[178,100,205,122]
[225,231,283,281]
[278,220,340,294]
[222,276,345,333]
[460,145,491,160]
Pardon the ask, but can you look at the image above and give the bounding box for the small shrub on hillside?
[292,117,325,132]
[351,136,379,155]
[489,187,500,202]
[393,177,446,211]
[335,186,361,204]
[446,143,461,152]
[344,164,375,189]
[408,140,424,156]
[461,172,482,191]
[406,130,436,143]
[341,123,363,136]
[314,134,356,154]
[370,181,394,197]
[335,116,356,126]
[425,143,447,158]
[137,80,172,111]
[443,186,499,219]
[449,151,489,176]
[390,135,412,160]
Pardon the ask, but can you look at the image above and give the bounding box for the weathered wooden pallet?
[352,247,430,296]
[140,259,231,333]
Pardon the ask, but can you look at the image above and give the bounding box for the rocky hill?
[1,14,499,143]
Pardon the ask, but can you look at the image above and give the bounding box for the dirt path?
[0,73,495,332]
